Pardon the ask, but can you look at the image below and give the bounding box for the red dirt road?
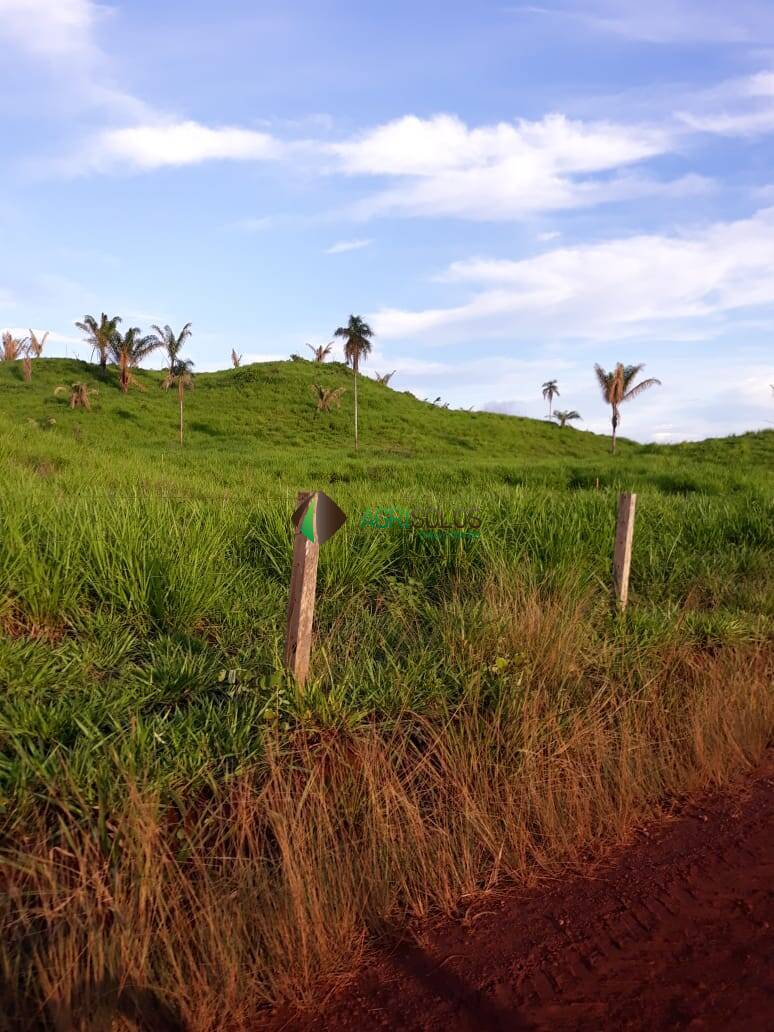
[278,767,774,1031]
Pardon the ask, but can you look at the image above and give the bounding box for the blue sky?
[2,0,774,441]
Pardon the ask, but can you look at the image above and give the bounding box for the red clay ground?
[273,764,773,1031]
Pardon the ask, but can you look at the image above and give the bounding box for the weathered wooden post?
[284,492,319,685]
[613,491,637,610]
[284,490,346,685]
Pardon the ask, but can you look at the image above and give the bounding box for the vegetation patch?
[0,356,771,1027]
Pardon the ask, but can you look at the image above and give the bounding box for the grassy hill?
[1,357,772,501]
[3,356,634,458]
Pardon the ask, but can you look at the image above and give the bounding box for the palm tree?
[28,330,48,358]
[55,383,98,410]
[75,313,122,373]
[375,370,396,386]
[541,379,559,418]
[310,384,346,412]
[150,322,192,374]
[231,349,242,368]
[306,342,333,363]
[162,358,195,445]
[594,363,661,453]
[552,409,582,428]
[1,332,28,361]
[110,327,159,393]
[333,314,374,449]
[22,353,32,382]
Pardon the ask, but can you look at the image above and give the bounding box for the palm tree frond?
[594,364,612,395]
[621,363,646,390]
[622,377,661,402]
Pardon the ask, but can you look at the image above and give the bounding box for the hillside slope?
[0,357,772,499]
[0,357,633,457]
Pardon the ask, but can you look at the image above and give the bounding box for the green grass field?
[1,356,772,1026]
[2,356,771,806]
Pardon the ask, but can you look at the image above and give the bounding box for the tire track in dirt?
[271,765,774,1031]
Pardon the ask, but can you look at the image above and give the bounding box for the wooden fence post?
[284,491,320,685]
[613,491,637,610]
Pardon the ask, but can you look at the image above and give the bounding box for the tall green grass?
[0,475,770,818]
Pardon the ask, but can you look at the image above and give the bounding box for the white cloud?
[70,107,702,221]
[325,238,372,254]
[678,107,774,136]
[0,0,99,58]
[676,69,774,136]
[75,110,686,221]
[371,207,774,341]
[0,0,151,120]
[90,121,285,170]
[330,112,685,220]
[331,113,667,176]
[350,168,710,221]
[511,1,774,45]
[741,71,774,97]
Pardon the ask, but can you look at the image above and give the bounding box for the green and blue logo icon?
[291,491,347,545]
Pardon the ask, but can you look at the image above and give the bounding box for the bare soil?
[274,764,774,1031]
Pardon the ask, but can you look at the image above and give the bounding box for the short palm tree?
[552,409,582,428]
[110,327,159,393]
[306,342,333,363]
[231,349,242,368]
[75,313,122,373]
[150,322,192,374]
[594,363,661,453]
[375,370,396,386]
[162,358,195,445]
[310,384,346,412]
[28,330,48,358]
[541,379,559,418]
[55,383,98,410]
[333,315,374,449]
[1,332,28,361]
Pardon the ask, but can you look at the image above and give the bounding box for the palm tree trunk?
[353,360,359,450]
[549,396,553,418]
[611,406,618,454]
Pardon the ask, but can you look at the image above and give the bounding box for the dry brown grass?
[1,332,28,362]
[1,633,771,1030]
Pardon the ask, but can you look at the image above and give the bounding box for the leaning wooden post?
[613,491,637,610]
[284,491,320,686]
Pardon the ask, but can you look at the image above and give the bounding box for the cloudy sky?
[2,0,774,441]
